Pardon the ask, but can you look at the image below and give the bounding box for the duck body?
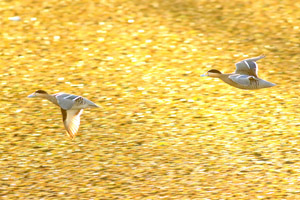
[52,93,99,110]
[203,55,276,90]
[217,73,276,90]
[28,90,99,139]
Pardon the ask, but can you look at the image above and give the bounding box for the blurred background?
[0,0,299,199]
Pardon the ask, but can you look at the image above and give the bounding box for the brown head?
[28,90,48,98]
[206,69,222,77]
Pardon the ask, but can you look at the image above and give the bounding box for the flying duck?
[28,90,99,139]
[202,55,276,90]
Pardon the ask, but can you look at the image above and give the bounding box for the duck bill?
[28,93,36,98]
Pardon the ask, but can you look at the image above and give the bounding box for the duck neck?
[44,94,59,106]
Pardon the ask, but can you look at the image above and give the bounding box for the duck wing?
[61,108,83,139]
[234,55,265,77]
[229,74,259,86]
[55,93,82,110]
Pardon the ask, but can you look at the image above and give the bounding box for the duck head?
[201,69,222,78]
[28,90,48,98]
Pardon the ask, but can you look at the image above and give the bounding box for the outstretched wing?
[235,55,265,77]
[61,108,83,139]
[229,74,258,86]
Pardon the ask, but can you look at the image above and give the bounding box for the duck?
[202,55,276,90]
[28,90,99,139]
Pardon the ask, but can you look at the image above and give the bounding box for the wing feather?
[234,55,265,77]
[61,109,83,139]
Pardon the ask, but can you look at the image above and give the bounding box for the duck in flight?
[28,90,99,139]
[202,55,276,90]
